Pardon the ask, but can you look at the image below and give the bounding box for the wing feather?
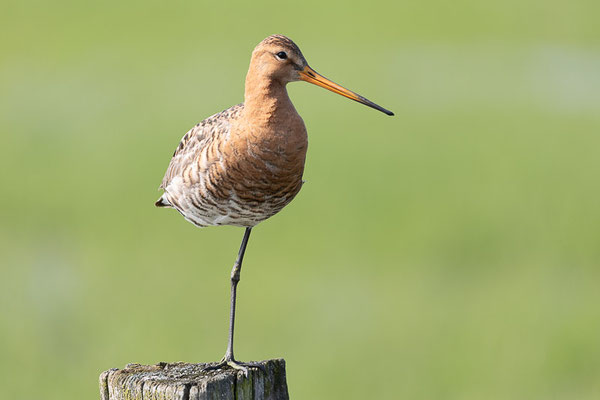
[159,103,244,190]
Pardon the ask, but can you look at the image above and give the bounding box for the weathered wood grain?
[99,359,289,400]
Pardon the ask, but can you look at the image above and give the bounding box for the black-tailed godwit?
[156,34,393,374]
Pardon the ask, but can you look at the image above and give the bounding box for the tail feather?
[155,195,171,208]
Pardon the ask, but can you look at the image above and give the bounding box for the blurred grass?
[1,0,600,399]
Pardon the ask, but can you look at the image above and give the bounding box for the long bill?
[298,65,394,116]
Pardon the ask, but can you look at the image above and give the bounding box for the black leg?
[204,227,263,376]
[225,227,252,361]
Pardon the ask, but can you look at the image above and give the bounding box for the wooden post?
[99,359,289,400]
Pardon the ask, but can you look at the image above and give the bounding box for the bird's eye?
[275,51,288,60]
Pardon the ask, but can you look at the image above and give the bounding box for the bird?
[155,34,393,374]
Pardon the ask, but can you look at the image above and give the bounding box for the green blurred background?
[1,0,599,398]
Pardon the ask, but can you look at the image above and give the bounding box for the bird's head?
[250,34,308,83]
[248,34,394,116]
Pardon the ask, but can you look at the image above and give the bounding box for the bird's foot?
[203,356,264,377]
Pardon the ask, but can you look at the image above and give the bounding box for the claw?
[202,359,263,377]
[226,360,250,376]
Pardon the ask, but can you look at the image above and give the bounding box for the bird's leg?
[204,227,263,376]
[223,227,250,364]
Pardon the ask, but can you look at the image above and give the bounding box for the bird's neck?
[243,75,297,126]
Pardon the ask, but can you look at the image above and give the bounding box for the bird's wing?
[159,103,244,190]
